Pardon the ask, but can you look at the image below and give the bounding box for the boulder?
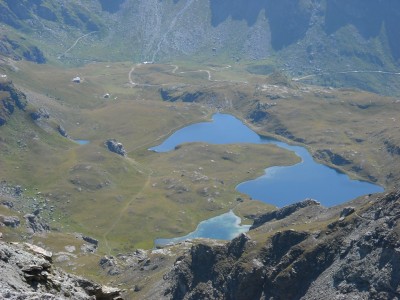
[105,139,127,156]
[57,124,69,138]
[0,215,20,228]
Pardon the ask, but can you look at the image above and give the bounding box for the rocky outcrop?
[315,149,352,166]
[24,213,50,234]
[57,124,70,138]
[105,139,127,157]
[0,79,28,126]
[247,101,270,123]
[0,241,122,299]
[163,190,400,300]
[30,107,50,120]
[99,256,121,276]
[251,198,320,229]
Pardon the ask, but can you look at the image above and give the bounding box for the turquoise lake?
[155,210,250,247]
[150,113,384,245]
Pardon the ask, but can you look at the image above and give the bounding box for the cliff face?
[0,241,122,300]
[163,190,400,299]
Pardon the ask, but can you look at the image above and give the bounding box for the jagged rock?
[161,190,400,300]
[99,256,121,276]
[0,241,122,299]
[339,207,355,221]
[24,213,50,233]
[23,243,53,262]
[227,233,250,258]
[251,198,320,229]
[105,139,127,157]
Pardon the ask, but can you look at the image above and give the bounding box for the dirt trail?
[102,157,153,255]
[58,31,97,59]
[128,63,247,87]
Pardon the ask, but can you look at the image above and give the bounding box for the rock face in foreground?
[163,190,400,300]
[0,242,122,300]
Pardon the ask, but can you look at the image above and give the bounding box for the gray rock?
[82,235,98,246]
[24,213,50,233]
[105,139,127,157]
[251,198,320,229]
[57,125,69,138]
[339,207,355,221]
[99,256,121,276]
[162,190,400,300]
[0,241,122,299]
[0,215,20,228]
[30,108,50,120]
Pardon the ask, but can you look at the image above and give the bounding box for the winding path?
[58,31,97,59]
[128,63,247,87]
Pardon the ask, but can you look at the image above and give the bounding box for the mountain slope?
[162,190,400,299]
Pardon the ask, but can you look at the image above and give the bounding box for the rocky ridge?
[160,190,400,299]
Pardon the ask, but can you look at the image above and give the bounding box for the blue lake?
[150,113,384,244]
[155,210,251,247]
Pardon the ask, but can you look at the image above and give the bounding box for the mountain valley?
[0,1,400,299]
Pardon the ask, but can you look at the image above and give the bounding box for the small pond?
[75,140,90,145]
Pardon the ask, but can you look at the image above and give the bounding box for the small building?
[72,76,81,83]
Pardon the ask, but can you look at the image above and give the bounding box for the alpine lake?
[151,114,383,246]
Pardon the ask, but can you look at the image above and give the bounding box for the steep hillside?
[0,0,105,64]
[99,0,400,95]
